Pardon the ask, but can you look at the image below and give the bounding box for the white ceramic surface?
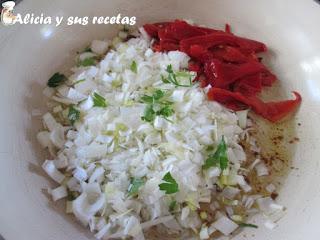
[1,0,320,239]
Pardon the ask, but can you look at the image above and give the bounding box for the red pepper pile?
[143,20,301,122]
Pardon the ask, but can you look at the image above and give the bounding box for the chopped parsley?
[47,72,66,88]
[78,57,96,67]
[128,178,144,197]
[68,105,80,125]
[130,60,138,73]
[157,105,174,118]
[238,223,259,228]
[74,79,85,85]
[92,92,107,108]
[141,104,156,122]
[202,136,228,170]
[141,89,174,123]
[162,64,193,87]
[159,172,179,194]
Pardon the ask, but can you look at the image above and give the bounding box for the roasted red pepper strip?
[260,72,277,86]
[208,88,301,122]
[159,20,208,41]
[143,20,301,122]
[143,24,159,38]
[233,74,263,96]
[209,46,249,63]
[225,24,232,34]
[203,59,271,89]
[143,22,170,38]
[180,32,267,54]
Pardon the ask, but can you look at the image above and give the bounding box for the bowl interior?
[1,0,320,239]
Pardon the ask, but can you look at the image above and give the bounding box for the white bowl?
[1,0,320,239]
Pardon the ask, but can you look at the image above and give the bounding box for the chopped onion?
[264,219,277,230]
[67,177,81,192]
[249,158,261,170]
[255,162,269,176]
[171,89,185,102]
[73,167,88,182]
[42,160,65,183]
[124,216,142,237]
[236,110,249,129]
[256,197,284,215]
[80,96,94,111]
[207,167,221,178]
[72,183,105,226]
[51,185,67,201]
[67,88,87,101]
[91,40,109,55]
[139,27,150,41]
[141,216,174,229]
[42,112,59,131]
[76,143,108,159]
[37,131,51,148]
[181,207,190,221]
[163,219,182,231]
[94,223,111,239]
[222,186,240,200]
[199,225,210,239]
[53,153,68,169]
[50,126,65,148]
[212,216,238,236]
[236,175,252,193]
[266,183,276,193]
[208,224,217,235]
[89,167,105,183]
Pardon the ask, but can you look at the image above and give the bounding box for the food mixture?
[37,20,301,239]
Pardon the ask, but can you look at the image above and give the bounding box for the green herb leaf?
[153,89,165,100]
[74,79,85,85]
[141,104,155,122]
[169,200,177,212]
[175,71,193,78]
[159,172,179,194]
[156,105,174,118]
[92,92,107,108]
[161,75,170,84]
[202,136,228,170]
[78,57,96,67]
[68,105,80,125]
[141,89,174,123]
[128,178,144,197]
[130,60,137,73]
[238,223,258,229]
[206,146,214,152]
[47,72,66,88]
[140,95,154,104]
[165,64,193,87]
[140,90,166,104]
